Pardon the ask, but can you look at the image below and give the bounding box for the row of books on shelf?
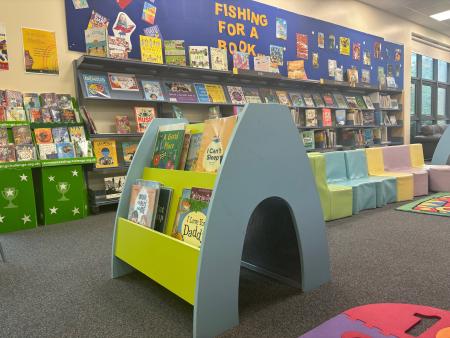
[126,178,211,248]
[0,90,80,123]
[92,140,137,168]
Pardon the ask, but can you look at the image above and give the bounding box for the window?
[411,53,450,140]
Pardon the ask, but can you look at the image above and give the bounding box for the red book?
[322,108,333,127]
[134,107,156,133]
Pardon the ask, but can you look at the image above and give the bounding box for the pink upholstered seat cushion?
[428,165,450,192]
[394,168,429,196]
[383,145,412,170]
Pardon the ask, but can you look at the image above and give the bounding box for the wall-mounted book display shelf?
[111,104,331,337]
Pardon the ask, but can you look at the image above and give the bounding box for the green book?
[164,40,186,66]
[302,130,315,150]
[150,123,186,169]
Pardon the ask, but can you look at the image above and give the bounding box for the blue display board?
[65,0,404,89]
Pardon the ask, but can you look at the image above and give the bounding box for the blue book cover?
[82,73,111,98]
[142,80,165,101]
[194,83,211,103]
[56,142,75,159]
[52,127,70,143]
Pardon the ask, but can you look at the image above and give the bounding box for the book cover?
[302,93,315,107]
[108,36,129,59]
[52,127,70,143]
[12,126,32,145]
[302,130,315,150]
[275,90,292,106]
[140,35,163,64]
[314,131,326,148]
[49,108,62,122]
[38,143,58,160]
[184,132,202,171]
[209,106,222,119]
[195,116,237,173]
[305,109,318,127]
[254,55,271,72]
[56,142,75,159]
[164,82,198,103]
[363,95,375,109]
[5,90,23,107]
[296,33,308,59]
[134,107,156,133]
[75,140,93,157]
[364,129,374,146]
[210,47,228,71]
[0,107,5,121]
[345,96,359,109]
[232,52,249,70]
[61,109,77,123]
[143,25,162,39]
[347,68,359,86]
[154,187,173,233]
[287,93,304,108]
[6,107,27,121]
[0,144,16,162]
[82,73,111,98]
[0,127,8,146]
[34,128,53,144]
[87,10,109,29]
[363,111,375,125]
[40,93,57,107]
[194,83,211,103]
[259,88,279,103]
[322,108,333,127]
[335,110,346,126]
[178,132,192,170]
[150,123,186,169]
[242,88,262,103]
[104,176,126,199]
[334,67,344,82]
[55,94,73,110]
[346,110,356,126]
[142,80,164,101]
[333,93,348,109]
[355,96,367,110]
[29,108,42,122]
[204,84,227,103]
[287,60,307,80]
[41,108,53,123]
[361,69,370,84]
[23,93,41,112]
[328,59,337,77]
[322,93,336,108]
[108,73,139,91]
[93,139,118,168]
[121,141,138,163]
[85,27,108,57]
[276,17,287,40]
[128,184,159,228]
[142,1,157,24]
[164,40,186,66]
[115,115,131,134]
[312,93,325,107]
[16,144,36,161]
[68,126,86,143]
[227,86,246,105]
[189,46,210,69]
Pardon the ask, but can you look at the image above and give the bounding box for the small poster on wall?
[317,32,324,49]
[339,37,350,56]
[352,42,361,61]
[296,33,308,59]
[142,1,157,25]
[113,12,136,51]
[0,23,9,71]
[276,18,287,40]
[270,45,284,66]
[22,28,59,75]
[72,0,89,9]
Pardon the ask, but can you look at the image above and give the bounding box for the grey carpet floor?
[0,202,449,338]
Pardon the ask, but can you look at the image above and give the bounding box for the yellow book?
[93,139,119,168]
[140,35,163,64]
[194,116,237,173]
[204,84,227,103]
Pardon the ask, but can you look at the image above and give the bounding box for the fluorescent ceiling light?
[430,10,450,21]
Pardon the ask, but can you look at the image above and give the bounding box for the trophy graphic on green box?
[2,187,18,208]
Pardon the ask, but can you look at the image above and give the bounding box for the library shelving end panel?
[432,125,450,165]
[193,104,330,338]
[111,118,187,278]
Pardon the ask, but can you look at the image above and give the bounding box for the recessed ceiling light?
[430,10,450,21]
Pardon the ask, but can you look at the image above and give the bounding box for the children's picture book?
[335,109,346,126]
[112,12,136,51]
[104,176,126,199]
[189,46,210,69]
[115,115,131,134]
[29,108,42,122]
[52,127,70,143]
[259,88,279,104]
[141,80,164,101]
[41,93,58,108]
[276,90,292,106]
[178,132,192,170]
[49,108,62,122]
[345,96,359,109]
[322,93,336,108]
[85,27,108,57]
[363,111,375,126]
[363,95,375,110]
[143,25,162,40]
[0,127,8,146]
[352,42,361,60]
[87,10,109,29]
[302,130,315,150]
[195,116,237,173]
[75,140,93,157]
[5,90,23,107]
[38,143,58,160]
[361,69,371,84]
[302,93,315,108]
[121,142,138,163]
[108,73,139,91]
[318,32,325,49]
[204,84,227,103]
[128,183,159,228]
[72,0,89,9]
[184,132,203,171]
[164,40,186,66]
[374,41,382,59]
[276,17,287,40]
[108,36,129,59]
[287,60,307,80]
[0,107,5,122]
[296,33,308,59]
[150,123,186,170]
[0,144,16,162]
[68,126,86,143]
[93,139,118,168]
[56,94,73,109]
[164,82,198,103]
[134,107,156,133]
[270,45,284,66]
[6,107,27,121]
[333,93,348,109]
[334,67,344,82]
[242,88,262,103]
[363,49,371,66]
[61,109,77,123]
[210,47,228,71]
[34,128,53,144]
[328,59,337,77]
[322,108,333,127]
[56,142,75,159]
[154,187,173,233]
[140,35,163,64]
[82,73,111,98]
[312,52,319,69]
[41,108,53,123]
[347,68,359,86]
[227,86,246,105]
[254,55,271,72]
[312,93,325,107]
[355,96,367,110]
[194,83,211,103]
[12,126,32,145]
[289,92,305,107]
[305,109,318,127]
[233,52,250,70]
[16,144,36,161]
[23,93,41,112]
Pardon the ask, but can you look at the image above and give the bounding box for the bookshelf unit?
[112,106,330,337]
[73,56,405,211]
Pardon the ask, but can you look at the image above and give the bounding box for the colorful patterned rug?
[397,193,450,217]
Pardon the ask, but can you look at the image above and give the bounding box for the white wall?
[1,0,450,137]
